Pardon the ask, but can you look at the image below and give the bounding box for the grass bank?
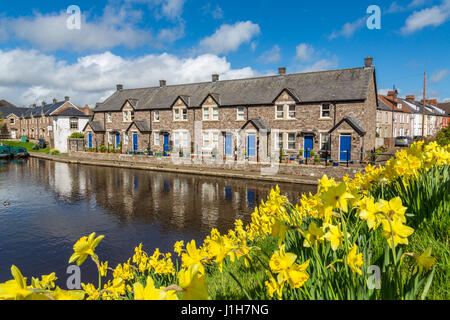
[0,140,50,154]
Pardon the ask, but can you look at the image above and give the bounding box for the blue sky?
[0,0,448,107]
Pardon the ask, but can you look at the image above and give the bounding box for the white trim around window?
[320,103,331,119]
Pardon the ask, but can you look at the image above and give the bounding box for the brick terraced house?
[84,58,379,163]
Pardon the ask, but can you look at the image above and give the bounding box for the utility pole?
[422,72,426,139]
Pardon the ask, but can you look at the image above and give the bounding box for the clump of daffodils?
[0,141,447,300]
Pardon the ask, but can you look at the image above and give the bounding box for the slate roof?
[22,101,66,118]
[438,102,450,115]
[55,108,89,117]
[126,120,152,133]
[400,99,437,116]
[94,67,375,112]
[240,117,271,132]
[378,95,412,113]
[329,114,366,136]
[83,121,106,132]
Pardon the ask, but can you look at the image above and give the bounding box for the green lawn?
[0,140,50,154]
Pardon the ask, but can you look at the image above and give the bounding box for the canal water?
[0,158,315,287]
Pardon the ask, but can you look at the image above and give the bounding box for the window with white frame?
[70,117,78,130]
[237,107,245,121]
[107,112,112,122]
[287,133,296,150]
[202,107,210,120]
[174,131,189,148]
[123,110,133,122]
[275,105,284,119]
[288,105,296,119]
[321,104,331,118]
[276,132,283,150]
[10,118,15,124]
[202,131,219,149]
[212,107,219,120]
[154,111,160,122]
[124,133,129,145]
[174,107,187,121]
[320,133,330,151]
[154,132,160,145]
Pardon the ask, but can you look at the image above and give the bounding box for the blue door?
[133,133,138,152]
[115,133,120,149]
[225,134,232,155]
[247,134,256,158]
[88,133,92,149]
[163,134,170,152]
[340,135,351,162]
[304,136,314,159]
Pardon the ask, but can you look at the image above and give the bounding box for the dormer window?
[174,107,187,121]
[202,106,218,121]
[276,105,284,119]
[275,104,296,120]
[10,118,15,124]
[123,110,134,122]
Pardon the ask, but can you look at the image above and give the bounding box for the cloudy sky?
[0,0,449,108]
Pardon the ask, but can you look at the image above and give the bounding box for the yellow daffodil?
[413,248,435,274]
[324,224,344,251]
[269,245,297,273]
[51,287,85,300]
[99,261,108,277]
[357,197,384,230]
[382,218,414,248]
[174,240,184,256]
[181,240,206,275]
[68,232,105,266]
[320,182,354,212]
[379,197,407,223]
[133,276,176,300]
[178,265,210,300]
[347,244,364,276]
[303,222,325,248]
[286,259,310,288]
[0,265,33,300]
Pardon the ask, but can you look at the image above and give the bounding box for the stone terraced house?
[84,57,379,163]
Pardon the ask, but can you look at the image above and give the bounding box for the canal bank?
[29,151,365,185]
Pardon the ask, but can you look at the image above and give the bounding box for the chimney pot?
[406,95,415,101]
[84,104,90,115]
[41,101,46,106]
[159,80,166,87]
[65,96,70,102]
[212,74,219,82]
[32,103,37,108]
[53,98,57,104]
[278,67,286,75]
[116,84,123,91]
[364,57,373,67]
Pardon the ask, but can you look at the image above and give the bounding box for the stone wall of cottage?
[86,72,378,162]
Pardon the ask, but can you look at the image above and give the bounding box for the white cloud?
[295,43,315,62]
[0,10,151,51]
[430,68,450,83]
[202,4,224,19]
[401,0,450,34]
[0,49,257,108]
[199,21,261,54]
[258,45,281,63]
[328,17,366,39]
[161,0,186,20]
[299,57,339,73]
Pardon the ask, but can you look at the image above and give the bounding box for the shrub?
[49,149,60,155]
[69,132,85,139]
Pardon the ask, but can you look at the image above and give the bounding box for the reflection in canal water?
[0,158,315,286]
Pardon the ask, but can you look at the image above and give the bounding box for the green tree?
[435,126,450,146]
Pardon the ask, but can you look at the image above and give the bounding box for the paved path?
[29,152,320,186]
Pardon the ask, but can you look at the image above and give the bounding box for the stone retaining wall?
[68,151,364,180]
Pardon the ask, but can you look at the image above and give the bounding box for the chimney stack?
[364,57,373,67]
[212,74,219,82]
[116,84,123,91]
[41,101,46,106]
[278,67,286,75]
[426,99,438,106]
[387,90,398,104]
[65,96,70,102]
[53,98,57,104]
[84,104,90,115]
[159,80,166,87]
[406,95,415,101]
[32,103,37,108]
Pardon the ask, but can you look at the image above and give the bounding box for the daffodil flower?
[68,232,105,266]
